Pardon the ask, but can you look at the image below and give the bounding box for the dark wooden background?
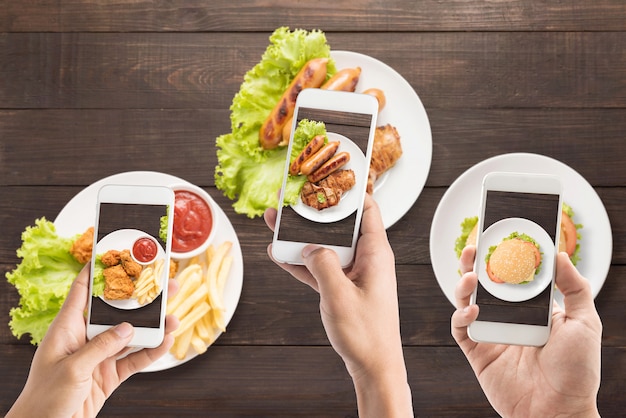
[1,1,625,416]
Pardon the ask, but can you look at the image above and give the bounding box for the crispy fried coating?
[120,249,142,277]
[368,124,403,194]
[103,264,134,300]
[169,259,179,279]
[70,227,94,264]
[101,249,121,267]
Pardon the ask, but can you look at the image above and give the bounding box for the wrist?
[351,358,413,418]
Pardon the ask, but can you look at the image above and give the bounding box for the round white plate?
[291,132,365,223]
[430,153,612,307]
[96,228,166,310]
[331,51,432,228]
[54,171,244,372]
[476,218,555,302]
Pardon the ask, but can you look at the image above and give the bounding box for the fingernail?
[462,306,470,314]
[113,322,133,338]
[302,245,322,259]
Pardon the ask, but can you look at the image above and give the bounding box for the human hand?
[7,264,179,418]
[451,246,602,418]
[264,194,412,417]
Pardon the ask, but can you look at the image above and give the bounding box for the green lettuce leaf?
[215,26,336,217]
[454,216,478,258]
[6,218,102,345]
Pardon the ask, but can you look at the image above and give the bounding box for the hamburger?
[485,232,541,284]
[455,203,582,265]
[559,203,581,264]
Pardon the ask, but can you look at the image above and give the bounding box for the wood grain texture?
[1,1,625,415]
[2,32,625,110]
[2,1,626,32]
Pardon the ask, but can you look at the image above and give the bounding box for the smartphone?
[87,184,175,348]
[468,172,563,346]
[271,88,379,267]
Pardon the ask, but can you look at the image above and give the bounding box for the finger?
[263,207,278,232]
[167,277,179,298]
[70,322,135,373]
[359,194,385,237]
[451,303,479,346]
[301,245,346,296]
[266,244,320,292]
[455,270,477,310]
[116,334,176,382]
[61,263,91,315]
[459,245,476,275]
[555,252,597,320]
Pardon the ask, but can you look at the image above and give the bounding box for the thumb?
[72,323,134,371]
[302,245,346,295]
[555,252,596,319]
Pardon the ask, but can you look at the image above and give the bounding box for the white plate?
[430,153,612,307]
[96,228,166,310]
[291,132,365,223]
[476,218,555,302]
[331,51,432,228]
[54,171,244,372]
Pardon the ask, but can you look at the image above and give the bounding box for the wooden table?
[1,2,625,416]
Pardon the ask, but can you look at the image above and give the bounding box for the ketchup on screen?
[172,190,213,253]
[132,237,158,263]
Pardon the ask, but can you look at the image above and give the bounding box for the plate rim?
[53,170,244,372]
[429,152,613,307]
[331,50,433,229]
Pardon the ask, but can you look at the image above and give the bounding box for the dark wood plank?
[2,109,626,187]
[1,344,624,416]
[2,32,626,109]
[2,1,626,32]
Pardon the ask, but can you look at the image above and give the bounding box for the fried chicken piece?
[101,249,121,267]
[120,249,142,277]
[103,264,135,300]
[301,169,356,210]
[70,227,94,264]
[169,259,179,279]
[367,124,403,194]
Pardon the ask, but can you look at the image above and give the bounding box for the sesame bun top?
[487,238,539,284]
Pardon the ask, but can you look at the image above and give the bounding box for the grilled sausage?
[259,58,329,150]
[307,151,350,183]
[362,88,386,111]
[321,67,361,91]
[300,141,340,176]
[280,67,361,145]
[289,134,326,175]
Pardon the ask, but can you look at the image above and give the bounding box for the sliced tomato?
[561,211,577,256]
[486,261,505,283]
[521,240,542,268]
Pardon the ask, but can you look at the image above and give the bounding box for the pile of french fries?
[168,241,233,360]
[133,259,164,305]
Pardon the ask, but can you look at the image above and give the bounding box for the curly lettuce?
[6,218,103,345]
[215,27,336,217]
[454,216,478,258]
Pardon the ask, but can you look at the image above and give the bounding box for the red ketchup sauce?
[133,237,158,263]
[172,190,213,253]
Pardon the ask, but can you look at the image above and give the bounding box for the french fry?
[168,240,234,360]
[171,283,209,320]
[172,327,194,360]
[171,300,210,338]
[196,315,213,341]
[190,332,208,355]
[167,268,202,315]
[174,263,202,287]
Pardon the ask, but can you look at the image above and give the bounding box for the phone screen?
[89,201,169,328]
[276,107,374,247]
[475,190,560,326]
